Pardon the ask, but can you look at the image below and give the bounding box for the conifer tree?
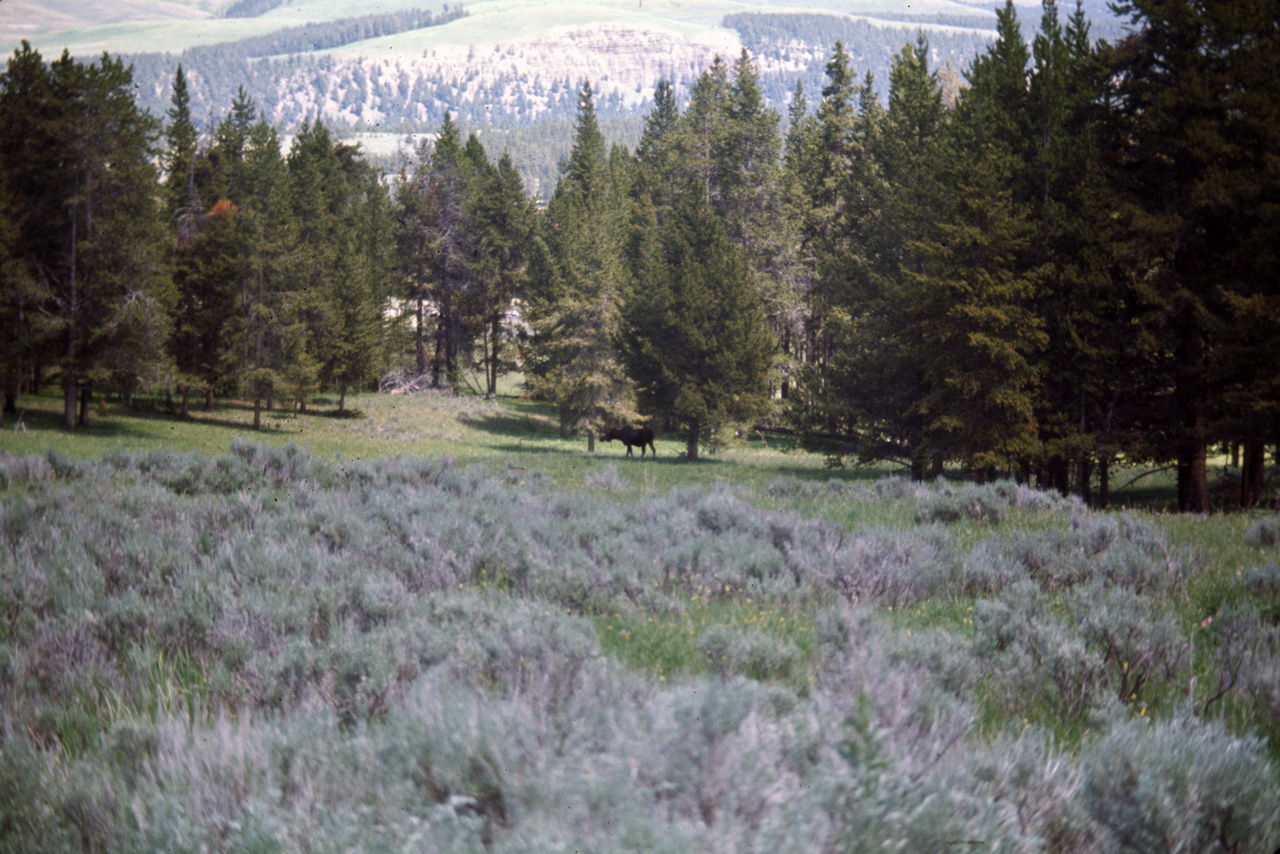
[470,150,535,397]
[1024,0,1152,503]
[919,4,1045,476]
[834,40,940,475]
[1107,0,1280,511]
[790,42,860,420]
[165,65,199,218]
[0,45,171,429]
[395,113,481,389]
[237,117,295,429]
[530,82,634,449]
[287,120,387,412]
[624,196,774,461]
[0,160,37,420]
[169,195,243,415]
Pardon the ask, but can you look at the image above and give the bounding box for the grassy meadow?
[1,387,1279,852]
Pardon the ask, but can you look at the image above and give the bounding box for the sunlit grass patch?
[594,595,818,690]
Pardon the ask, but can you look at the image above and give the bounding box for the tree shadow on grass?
[458,411,566,441]
[8,398,312,441]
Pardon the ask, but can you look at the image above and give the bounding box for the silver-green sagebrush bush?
[1,445,1278,852]
[1083,711,1280,852]
[1244,516,1280,547]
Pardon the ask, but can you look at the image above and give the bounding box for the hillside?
[0,0,1127,193]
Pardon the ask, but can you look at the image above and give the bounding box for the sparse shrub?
[963,731,1095,851]
[584,464,630,492]
[958,537,1032,595]
[871,475,915,500]
[884,625,980,697]
[0,737,59,852]
[696,624,802,683]
[762,475,815,498]
[914,482,1007,524]
[43,447,81,479]
[822,526,960,607]
[0,453,55,488]
[1082,712,1280,853]
[1068,582,1187,706]
[974,577,1189,719]
[1245,516,1280,547]
[1244,562,1280,597]
[974,581,1106,720]
[813,606,851,653]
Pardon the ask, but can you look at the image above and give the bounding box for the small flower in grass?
[1201,616,1214,628]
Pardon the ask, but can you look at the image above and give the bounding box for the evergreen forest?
[1,0,1279,513]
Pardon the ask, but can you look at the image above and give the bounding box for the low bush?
[1245,515,1280,547]
[914,482,1008,524]
[1082,712,1280,853]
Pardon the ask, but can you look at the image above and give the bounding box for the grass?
[0,387,893,494]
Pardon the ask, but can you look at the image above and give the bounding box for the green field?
[2,388,1278,851]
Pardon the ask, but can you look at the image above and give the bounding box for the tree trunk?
[687,418,700,462]
[587,431,595,454]
[1177,432,1209,513]
[63,379,78,430]
[432,317,445,388]
[1076,458,1092,507]
[1099,457,1110,509]
[78,386,91,427]
[1241,437,1265,508]
[338,384,347,414]
[488,313,501,397]
[205,387,214,411]
[415,286,428,377]
[253,397,262,431]
[180,386,190,420]
[1047,457,1070,496]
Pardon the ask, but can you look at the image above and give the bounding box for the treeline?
[1,0,1278,512]
[204,6,465,58]
[223,0,284,18]
[121,6,469,126]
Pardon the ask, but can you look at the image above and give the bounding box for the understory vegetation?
[2,442,1278,852]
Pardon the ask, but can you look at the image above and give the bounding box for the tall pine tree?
[529,82,635,449]
[624,196,774,461]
